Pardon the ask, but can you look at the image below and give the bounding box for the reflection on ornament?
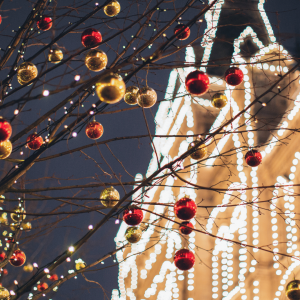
[225,67,244,86]
[185,70,209,96]
[123,206,143,226]
[125,227,142,243]
[137,87,157,108]
[9,249,26,267]
[100,186,120,207]
[286,280,300,300]
[85,121,104,140]
[27,133,43,150]
[0,119,12,142]
[188,141,207,160]
[48,49,63,64]
[0,252,6,262]
[81,28,102,48]
[174,249,195,271]
[211,92,228,109]
[85,49,107,72]
[17,62,38,85]
[174,24,190,40]
[96,73,126,104]
[174,197,197,220]
[23,264,33,272]
[75,259,86,270]
[37,282,48,292]
[104,0,121,17]
[245,149,262,167]
[0,287,9,299]
[49,274,58,281]
[179,221,194,235]
[11,207,26,222]
[0,140,12,159]
[124,86,139,105]
[37,16,52,31]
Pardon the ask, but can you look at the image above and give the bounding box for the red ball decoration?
[49,274,58,281]
[174,197,197,220]
[37,16,52,31]
[0,252,6,262]
[81,28,102,48]
[174,249,195,271]
[174,24,190,40]
[245,149,262,167]
[123,206,143,226]
[0,119,12,142]
[0,16,2,25]
[179,221,194,235]
[185,70,209,96]
[37,282,48,291]
[9,249,26,267]
[2,269,7,276]
[225,67,244,86]
[85,121,104,140]
[27,134,43,150]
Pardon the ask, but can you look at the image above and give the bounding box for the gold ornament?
[95,73,126,104]
[211,93,228,109]
[11,220,31,231]
[0,213,8,225]
[0,287,9,299]
[100,186,120,208]
[0,140,12,159]
[137,87,157,108]
[0,195,5,203]
[10,207,26,222]
[75,259,86,270]
[85,49,108,72]
[124,86,139,105]
[48,49,63,64]
[23,263,33,272]
[188,141,207,160]
[286,280,300,300]
[104,0,121,17]
[22,222,32,231]
[17,62,38,85]
[125,227,142,244]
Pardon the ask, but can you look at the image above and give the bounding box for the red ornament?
[225,67,244,86]
[185,70,209,96]
[37,16,52,31]
[245,149,262,167]
[0,252,6,262]
[9,249,26,267]
[85,121,104,140]
[174,197,197,220]
[0,119,12,142]
[2,269,7,276]
[123,206,143,226]
[174,24,190,40]
[81,28,102,48]
[0,16,2,25]
[174,249,195,271]
[49,274,58,281]
[37,282,48,291]
[27,134,43,150]
[179,221,194,235]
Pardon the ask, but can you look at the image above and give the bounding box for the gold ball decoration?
[211,92,228,109]
[75,259,86,270]
[95,73,126,104]
[188,141,207,160]
[0,287,9,299]
[22,222,32,231]
[125,227,142,244]
[48,49,63,64]
[85,49,108,72]
[100,186,120,208]
[10,207,26,222]
[137,87,157,108]
[23,263,33,272]
[0,213,8,225]
[17,62,38,85]
[0,195,5,203]
[104,0,121,17]
[0,140,12,159]
[286,280,300,300]
[124,86,139,105]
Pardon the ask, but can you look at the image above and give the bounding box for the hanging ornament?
[85,121,104,140]
[125,226,142,243]
[48,49,63,64]
[17,62,38,85]
[0,16,2,25]
[81,28,102,48]
[286,280,300,300]
[95,73,126,104]
[23,263,33,272]
[123,206,143,226]
[174,24,190,40]
[0,287,9,299]
[174,197,197,220]
[0,213,8,225]
[211,92,228,109]
[37,282,48,292]
[0,252,6,262]
[124,86,139,105]
[188,141,207,160]
[137,87,157,108]
[85,49,107,72]
[11,207,26,222]
[185,70,210,96]
[37,16,52,31]
[225,67,244,86]
[75,259,86,270]
[49,274,58,281]
[22,222,32,231]
[100,186,120,207]
[245,149,262,167]
[0,119,12,142]
[179,221,194,235]
[0,140,12,159]
[174,249,195,271]
[9,249,26,267]
[26,133,43,150]
[104,0,121,17]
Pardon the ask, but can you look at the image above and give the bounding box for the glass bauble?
[37,16,52,31]
[96,73,126,104]
[225,67,244,86]
[179,221,194,235]
[174,197,197,220]
[0,287,9,299]
[100,186,120,207]
[9,249,26,267]
[212,92,228,109]
[85,121,103,140]
[188,141,207,160]
[48,49,63,64]
[11,207,26,222]
[0,252,6,262]
[37,282,48,292]
[123,206,143,226]
[81,28,102,48]
[286,280,300,300]
[174,249,195,271]
[0,140,12,159]
[23,264,33,272]
[104,0,121,17]
[49,274,58,281]
[137,87,157,108]
[174,24,190,40]
[185,70,209,96]
[17,62,38,85]
[124,86,139,105]
[85,49,107,72]
[125,227,142,243]
[0,119,12,142]
[245,149,262,167]
[27,133,43,150]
